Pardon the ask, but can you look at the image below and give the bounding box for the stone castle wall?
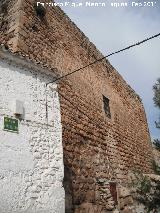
[58,79,153,212]
[0,0,154,211]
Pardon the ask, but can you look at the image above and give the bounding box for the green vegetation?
[130,170,160,213]
[153,78,160,150]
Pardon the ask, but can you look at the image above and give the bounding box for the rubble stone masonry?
[0,0,154,212]
[0,52,64,213]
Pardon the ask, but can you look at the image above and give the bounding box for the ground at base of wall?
[74,202,144,213]
[74,202,136,213]
[73,179,160,213]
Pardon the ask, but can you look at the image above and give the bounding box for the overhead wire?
[44,33,160,179]
[46,32,160,85]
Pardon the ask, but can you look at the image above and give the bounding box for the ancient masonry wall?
[0,0,21,50]
[0,0,154,212]
[58,80,153,212]
[0,55,64,213]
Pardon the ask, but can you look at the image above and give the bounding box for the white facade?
[0,52,65,213]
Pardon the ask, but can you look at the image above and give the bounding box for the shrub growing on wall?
[153,78,160,150]
[130,170,160,213]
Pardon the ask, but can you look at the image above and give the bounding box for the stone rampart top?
[49,3,141,102]
[0,0,142,103]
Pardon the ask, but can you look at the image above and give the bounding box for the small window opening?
[103,95,111,118]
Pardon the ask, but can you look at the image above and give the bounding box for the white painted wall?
[0,59,65,213]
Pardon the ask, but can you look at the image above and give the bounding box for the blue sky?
[57,0,160,139]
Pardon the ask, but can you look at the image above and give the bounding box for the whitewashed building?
[0,46,65,213]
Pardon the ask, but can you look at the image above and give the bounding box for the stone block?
[121,207,134,213]
[85,190,95,203]
[119,198,125,210]
[106,200,115,210]
[123,196,134,206]
[118,186,131,198]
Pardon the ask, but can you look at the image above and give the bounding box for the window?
[103,95,111,118]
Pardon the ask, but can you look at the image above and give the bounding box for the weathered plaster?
[0,58,64,213]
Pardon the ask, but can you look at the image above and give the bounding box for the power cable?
[46,32,160,85]
[44,32,160,179]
